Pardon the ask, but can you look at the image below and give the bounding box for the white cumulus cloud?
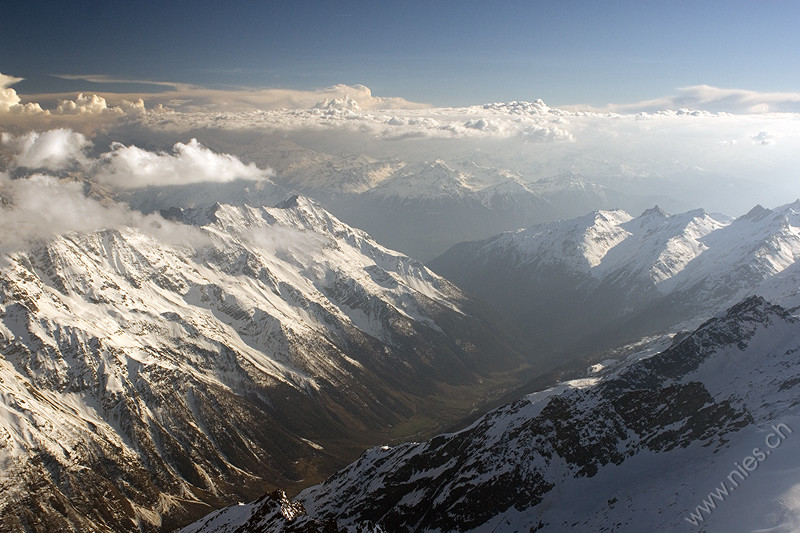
[0,73,45,115]
[94,138,273,189]
[55,93,147,116]
[0,73,23,112]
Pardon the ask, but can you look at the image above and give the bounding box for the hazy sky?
[4,0,800,106]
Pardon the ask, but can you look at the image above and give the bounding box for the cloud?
[2,128,274,191]
[54,73,190,91]
[4,70,800,221]
[0,172,135,252]
[131,99,577,143]
[55,93,146,117]
[464,118,498,131]
[94,138,273,189]
[0,73,23,112]
[244,225,330,256]
[151,82,428,112]
[18,79,427,114]
[2,129,91,170]
[2,70,429,135]
[100,94,796,218]
[0,73,45,115]
[0,171,210,254]
[163,83,428,112]
[0,72,153,132]
[603,85,800,114]
[752,130,775,145]
[1,173,130,235]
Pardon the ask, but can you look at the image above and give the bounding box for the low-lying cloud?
[2,128,90,170]
[2,69,800,231]
[1,173,134,241]
[0,171,211,254]
[133,100,576,143]
[109,93,798,214]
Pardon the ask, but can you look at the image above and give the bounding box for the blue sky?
[3,0,800,106]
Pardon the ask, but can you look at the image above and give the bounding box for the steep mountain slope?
[184,295,800,532]
[0,196,527,532]
[429,202,800,355]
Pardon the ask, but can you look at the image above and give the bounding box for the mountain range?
[430,200,800,358]
[0,196,528,532]
[4,183,800,532]
[178,199,800,533]
[183,294,800,532]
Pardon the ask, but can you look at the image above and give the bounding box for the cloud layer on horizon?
[9,75,430,114]
[2,70,800,225]
[600,85,800,114]
[9,70,800,117]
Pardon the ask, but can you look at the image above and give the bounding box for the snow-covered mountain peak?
[274,153,403,194]
[575,209,635,267]
[256,195,334,231]
[274,194,303,209]
[640,205,668,218]
[458,208,633,274]
[364,160,475,200]
[590,208,631,223]
[360,160,551,204]
[432,200,800,360]
[530,173,597,193]
[777,198,800,215]
[175,196,343,243]
[771,200,800,230]
[740,203,771,222]
[480,99,554,116]
[161,198,460,317]
[183,198,463,317]
[591,207,725,287]
[311,95,362,113]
